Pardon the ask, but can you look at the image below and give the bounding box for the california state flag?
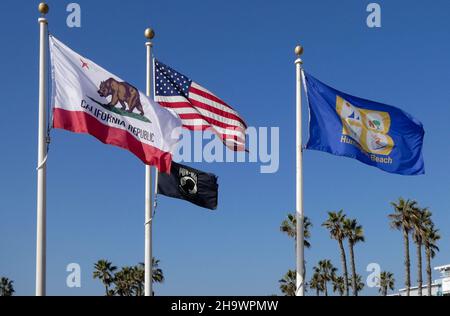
[49,36,181,173]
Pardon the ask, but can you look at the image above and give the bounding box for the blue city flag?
[304,72,425,175]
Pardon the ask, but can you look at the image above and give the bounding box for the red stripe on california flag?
[53,108,173,173]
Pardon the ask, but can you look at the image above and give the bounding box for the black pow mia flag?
[157,162,218,210]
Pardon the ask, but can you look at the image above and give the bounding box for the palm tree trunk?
[324,282,328,296]
[105,285,108,296]
[316,288,319,296]
[426,246,432,296]
[349,242,357,296]
[417,241,423,296]
[403,228,411,296]
[382,285,387,296]
[338,239,349,296]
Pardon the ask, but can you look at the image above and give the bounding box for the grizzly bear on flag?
[97,78,144,116]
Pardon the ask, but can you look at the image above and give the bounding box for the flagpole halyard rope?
[36,154,48,171]
[153,193,158,217]
[144,218,153,226]
[300,68,309,153]
[37,26,52,172]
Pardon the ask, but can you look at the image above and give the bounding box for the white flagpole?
[36,2,49,297]
[295,45,305,296]
[144,27,155,297]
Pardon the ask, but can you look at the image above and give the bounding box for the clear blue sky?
[0,0,449,296]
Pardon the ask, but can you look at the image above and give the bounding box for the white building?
[394,264,450,296]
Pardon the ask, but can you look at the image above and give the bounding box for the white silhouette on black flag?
[157,162,218,210]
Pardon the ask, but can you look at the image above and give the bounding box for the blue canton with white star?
[154,59,192,98]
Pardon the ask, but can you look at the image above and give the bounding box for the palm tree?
[313,260,337,296]
[424,223,440,296]
[94,258,164,296]
[309,272,323,296]
[280,214,312,248]
[151,258,165,284]
[411,207,431,296]
[93,259,117,296]
[332,276,345,296]
[0,277,14,296]
[378,271,395,296]
[279,270,296,296]
[343,218,365,296]
[322,210,349,295]
[132,259,165,296]
[280,214,312,283]
[348,274,364,293]
[132,264,145,296]
[388,198,417,296]
[113,266,134,296]
[133,258,165,286]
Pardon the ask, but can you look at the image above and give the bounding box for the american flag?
[154,59,247,151]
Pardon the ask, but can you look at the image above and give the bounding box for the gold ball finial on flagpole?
[38,2,49,15]
[144,28,155,40]
[295,45,304,56]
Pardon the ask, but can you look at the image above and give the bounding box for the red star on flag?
[80,59,89,69]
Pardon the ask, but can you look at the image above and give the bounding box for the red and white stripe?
[155,82,247,151]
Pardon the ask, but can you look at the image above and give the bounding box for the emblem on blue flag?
[337,96,394,156]
[304,72,425,175]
